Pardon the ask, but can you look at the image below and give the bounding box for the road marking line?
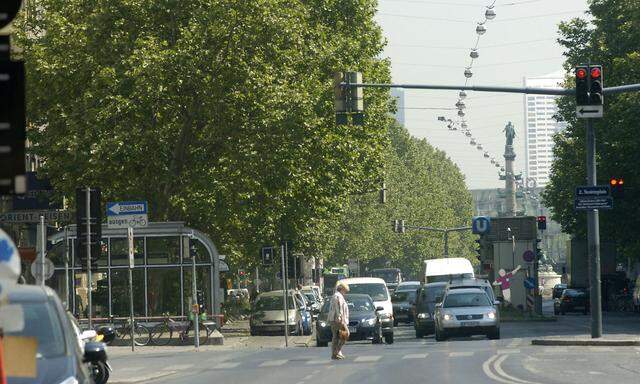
[493,355,542,384]
[543,347,568,353]
[303,374,314,380]
[497,349,520,354]
[588,371,604,375]
[354,355,382,362]
[259,359,288,367]
[482,355,514,384]
[118,367,142,372]
[402,353,429,359]
[306,359,331,365]
[213,362,240,369]
[449,351,474,357]
[507,338,522,348]
[161,364,194,371]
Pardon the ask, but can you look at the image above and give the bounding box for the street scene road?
[104,310,640,384]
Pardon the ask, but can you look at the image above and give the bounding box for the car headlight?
[487,311,496,319]
[417,313,430,319]
[59,377,79,384]
[363,317,377,326]
[443,313,453,321]
[378,312,392,320]
[319,321,328,328]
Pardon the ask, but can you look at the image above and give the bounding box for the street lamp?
[470,49,479,59]
[458,110,466,117]
[485,7,496,20]
[506,227,515,268]
[476,24,487,35]
[455,100,466,110]
[464,67,473,78]
[459,90,467,99]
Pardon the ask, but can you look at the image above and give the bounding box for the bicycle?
[150,313,211,346]
[112,316,151,346]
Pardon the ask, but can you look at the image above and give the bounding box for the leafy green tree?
[543,0,640,259]
[13,0,392,267]
[321,122,476,277]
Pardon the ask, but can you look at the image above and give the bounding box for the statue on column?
[503,121,516,146]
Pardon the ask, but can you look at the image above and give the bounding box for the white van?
[339,277,394,343]
[422,258,474,284]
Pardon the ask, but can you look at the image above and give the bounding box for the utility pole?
[586,118,602,337]
[85,187,92,329]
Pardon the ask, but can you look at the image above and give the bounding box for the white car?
[434,287,500,341]
[339,277,394,343]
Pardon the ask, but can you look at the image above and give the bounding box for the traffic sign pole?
[128,227,135,352]
[86,187,93,329]
[586,118,603,338]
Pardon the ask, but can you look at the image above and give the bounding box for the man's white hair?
[336,281,349,292]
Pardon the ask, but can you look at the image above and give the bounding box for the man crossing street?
[327,282,350,360]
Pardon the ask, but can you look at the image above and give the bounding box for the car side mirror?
[84,341,107,363]
[375,306,384,312]
[494,300,501,306]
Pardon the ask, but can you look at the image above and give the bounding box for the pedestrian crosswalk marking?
[497,349,520,354]
[543,347,568,353]
[306,359,331,365]
[213,362,240,369]
[259,360,288,367]
[161,364,193,371]
[354,355,382,362]
[402,353,428,359]
[449,351,474,357]
[588,347,613,352]
[507,338,522,348]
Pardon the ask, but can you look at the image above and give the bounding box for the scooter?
[79,329,113,384]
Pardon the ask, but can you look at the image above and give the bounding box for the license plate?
[461,321,479,327]
[348,326,357,333]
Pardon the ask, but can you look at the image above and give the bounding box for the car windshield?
[255,295,295,310]
[443,292,491,308]
[392,291,416,303]
[371,270,400,283]
[346,297,374,312]
[304,293,316,302]
[422,286,446,303]
[347,283,388,301]
[6,301,66,358]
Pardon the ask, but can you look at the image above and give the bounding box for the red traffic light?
[610,177,623,186]
[537,215,546,222]
[590,67,601,79]
[576,68,587,79]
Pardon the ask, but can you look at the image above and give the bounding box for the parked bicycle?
[150,313,211,346]
[111,316,151,346]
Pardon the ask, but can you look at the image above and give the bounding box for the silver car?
[249,290,304,336]
[434,288,500,341]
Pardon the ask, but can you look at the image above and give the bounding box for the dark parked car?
[554,288,590,315]
[392,290,417,325]
[552,284,568,299]
[413,282,448,338]
[6,285,98,384]
[316,294,383,346]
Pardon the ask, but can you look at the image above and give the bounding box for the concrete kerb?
[531,338,640,346]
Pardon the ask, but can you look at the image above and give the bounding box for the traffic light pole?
[586,118,603,338]
[86,187,93,329]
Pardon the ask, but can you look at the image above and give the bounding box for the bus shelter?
[47,222,226,320]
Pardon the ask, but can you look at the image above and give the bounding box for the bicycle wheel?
[134,324,151,346]
[151,323,172,346]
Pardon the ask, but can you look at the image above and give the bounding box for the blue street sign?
[575,185,610,197]
[106,201,147,216]
[522,250,535,263]
[524,277,536,290]
[472,216,491,235]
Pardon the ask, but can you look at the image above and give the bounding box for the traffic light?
[76,187,102,271]
[537,216,547,231]
[474,239,482,262]
[261,246,274,266]
[535,239,543,261]
[610,177,624,199]
[0,33,27,195]
[333,71,363,126]
[589,65,603,105]
[392,219,405,233]
[575,66,589,106]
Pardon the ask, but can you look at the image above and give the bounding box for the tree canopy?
[14,0,394,267]
[543,0,640,260]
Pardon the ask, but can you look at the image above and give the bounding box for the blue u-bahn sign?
[472,216,491,235]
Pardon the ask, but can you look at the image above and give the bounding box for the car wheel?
[384,332,394,344]
[487,327,500,340]
[415,329,424,338]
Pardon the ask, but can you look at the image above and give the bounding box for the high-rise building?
[390,88,405,126]
[523,72,567,186]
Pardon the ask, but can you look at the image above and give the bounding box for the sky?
[374,0,590,190]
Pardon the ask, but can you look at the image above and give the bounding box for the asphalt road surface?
[110,312,640,384]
